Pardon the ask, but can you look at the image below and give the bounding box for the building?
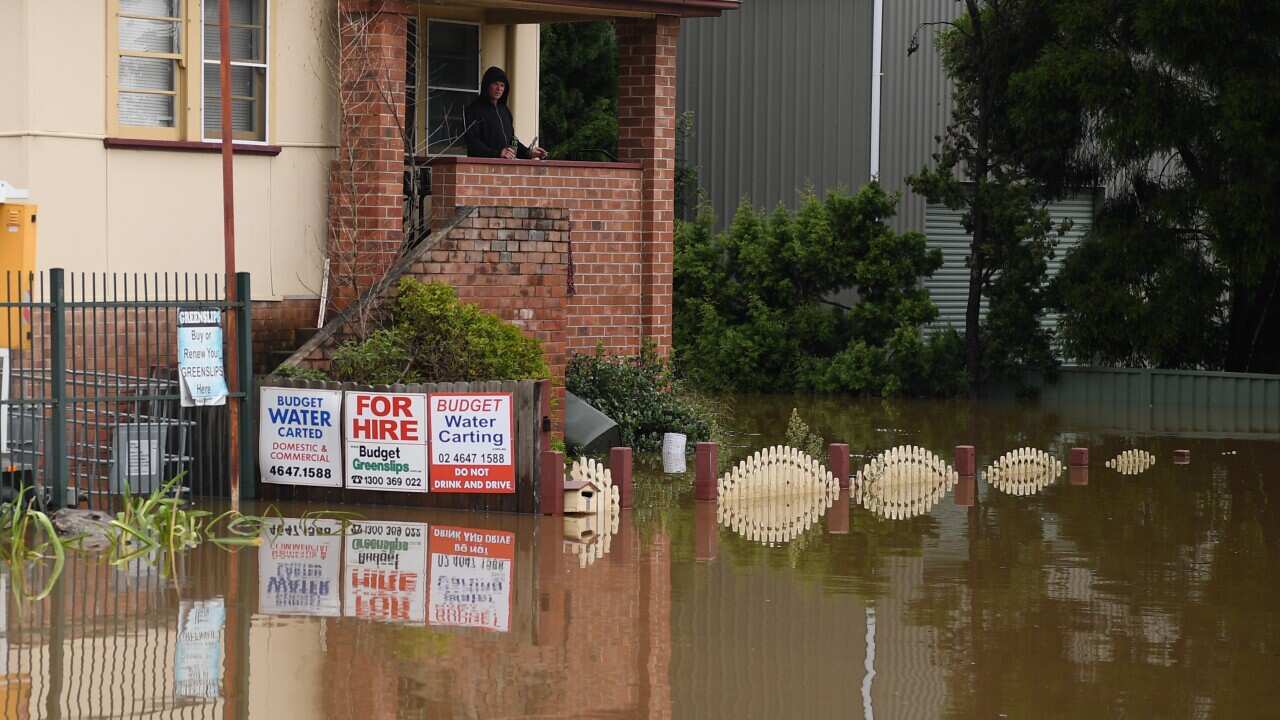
[677,0,1096,333]
[0,0,739,374]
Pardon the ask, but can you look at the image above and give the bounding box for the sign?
[259,387,343,487]
[344,392,428,493]
[427,525,514,632]
[428,393,515,493]
[259,518,343,617]
[177,308,228,407]
[175,598,225,699]
[344,520,428,624]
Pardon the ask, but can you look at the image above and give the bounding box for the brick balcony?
[429,157,657,357]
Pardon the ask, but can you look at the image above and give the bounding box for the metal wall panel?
[923,194,1097,336]
[876,0,960,233]
[678,0,874,228]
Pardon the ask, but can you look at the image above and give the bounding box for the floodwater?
[3,396,1280,719]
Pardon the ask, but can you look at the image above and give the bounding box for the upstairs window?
[109,0,270,143]
[425,20,480,155]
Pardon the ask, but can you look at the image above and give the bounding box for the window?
[425,20,480,155]
[109,0,269,143]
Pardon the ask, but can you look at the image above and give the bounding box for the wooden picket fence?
[985,447,1063,496]
[716,446,841,543]
[858,445,958,520]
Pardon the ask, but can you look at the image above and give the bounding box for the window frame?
[423,19,482,157]
[199,0,270,144]
[106,0,271,145]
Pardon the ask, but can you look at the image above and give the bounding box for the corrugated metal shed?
[923,194,1097,335]
[678,0,874,228]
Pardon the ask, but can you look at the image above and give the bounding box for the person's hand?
[532,146,548,160]
[501,147,517,160]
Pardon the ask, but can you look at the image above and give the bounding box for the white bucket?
[662,432,688,474]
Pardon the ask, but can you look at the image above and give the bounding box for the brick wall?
[329,1,413,310]
[251,298,320,374]
[617,16,680,356]
[430,159,647,357]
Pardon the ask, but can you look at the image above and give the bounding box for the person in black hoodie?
[465,66,547,160]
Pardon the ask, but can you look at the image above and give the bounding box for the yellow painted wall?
[0,0,543,302]
[0,0,335,301]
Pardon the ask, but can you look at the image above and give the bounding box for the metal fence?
[0,269,253,509]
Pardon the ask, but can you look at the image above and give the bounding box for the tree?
[1000,1,1280,372]
[539,22,618,161]
[907,0,1066,393]
[673,185,965,397]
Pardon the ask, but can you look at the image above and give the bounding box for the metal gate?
[0,268,253,509]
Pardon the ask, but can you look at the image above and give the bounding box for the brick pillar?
[616,16,679,355]
[329,1,412,310]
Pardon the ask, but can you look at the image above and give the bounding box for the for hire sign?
[344,392,429,492]
[344,520,428,624]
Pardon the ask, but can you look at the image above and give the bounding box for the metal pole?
[236,272,255,500]
[48,268,66,509]
[218,0,240,511]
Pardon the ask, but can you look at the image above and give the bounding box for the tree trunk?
[1225,259,1280,373]
[965,256,984,394]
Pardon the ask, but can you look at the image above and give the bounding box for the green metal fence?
[0,268,254,509]
[1024,367,1280,438]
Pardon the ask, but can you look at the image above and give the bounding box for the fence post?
[47,268,66,508]
[235,273,255,500]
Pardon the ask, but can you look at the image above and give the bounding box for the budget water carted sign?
[428,392,515,493]
[259,387,343,488]
[259,518,343,617]
[344,391,428,492]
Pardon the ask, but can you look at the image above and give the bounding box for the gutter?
[870,0,884,180]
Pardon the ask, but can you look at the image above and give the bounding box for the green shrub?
[673,184,963,396]
[329,279,549,384]
[269,364,330,382]
[784,409,825,459]
[565,344,715,452]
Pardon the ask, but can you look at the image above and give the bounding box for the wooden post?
[539,450,564,516]
[828,443,851,490]
[610,447,634,509]
[954,445,976,477]
[825,488,850,534]
[1069,447,1089,467]
[535,515,565,646]
[954,473,976,507]
[694,442,718,501]
[536,379,552,451]
[694,499,718,561]
[1070,467,1089,486]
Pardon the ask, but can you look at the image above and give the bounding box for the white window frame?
[424,19,482,156]
[200,0,270,145]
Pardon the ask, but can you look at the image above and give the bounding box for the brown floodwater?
[2,396,1279,719]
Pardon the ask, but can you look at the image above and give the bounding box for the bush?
[784,409,825,460]
[673,184,963,396]
[565,345,715,452]
[269,363,330,382]
[329,279,549,384]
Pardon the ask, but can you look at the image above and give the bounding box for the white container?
[662,433,687,474]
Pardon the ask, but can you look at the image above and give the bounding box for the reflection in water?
[564,457,622,567]
[1,398,1278,719]
[859,445,958,519]
[716,446,841,544]
[1105,449,1157,475]
[985,447,1064,496]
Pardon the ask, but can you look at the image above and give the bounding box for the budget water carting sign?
[344,520,428,624]
[344,392,428,493]
[428,525,515,632]
[260,387,343,487]
[259,518,343,617]
[176,308,228,407]
[429,393,515,493]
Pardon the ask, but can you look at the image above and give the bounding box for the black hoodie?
[464,67,532,159]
